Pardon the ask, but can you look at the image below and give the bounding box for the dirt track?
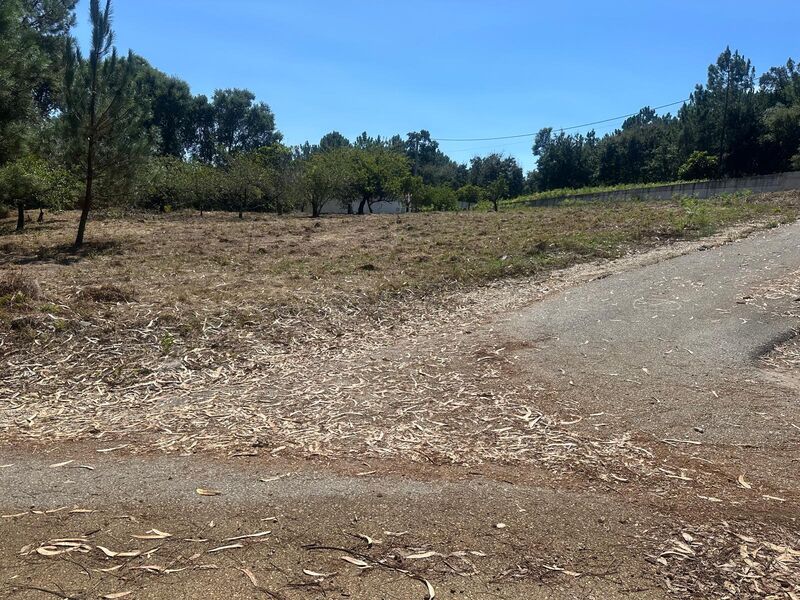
[2,221,799,599]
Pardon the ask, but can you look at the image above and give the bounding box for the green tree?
[678,151,718,180]
[62,0,149,248]
[300,149,352,218]
[212,89,282,156]
[0,156,77,230]
[132,58,196,157]
[457,184,484,210]
[486,176,508,212]
[349,147,410,214]
[0,0,77,164]
[319,131,350,153]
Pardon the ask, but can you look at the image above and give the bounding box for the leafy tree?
[132,58,196,157]
[253,143,299,214]
[457,184,484,210]
[212,89,282,156]
[300,149,352,218]
[137,155,202,212]
[349,147,410,214]
[62,0,149,247]
[485,176,508,212]
[469,153,524,197]
[678,151,718,180]
[0,156,77,230]
[419,185,458,211]
[398,174,423,212]
[221,153,272,218]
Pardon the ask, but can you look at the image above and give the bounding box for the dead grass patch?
[0,193,798,465]
[0,271,42,300]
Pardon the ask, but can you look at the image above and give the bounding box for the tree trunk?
[16,202,25,232]
[75,150,93,248]
[75,59,98,249]
[312,202,321,218]
[357,198,367,215]
[493,200,499,212]
[37,208,44,223]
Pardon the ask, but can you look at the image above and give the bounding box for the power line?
[432,99,689,143]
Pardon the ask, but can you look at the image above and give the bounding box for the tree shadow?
[0,240,123,266]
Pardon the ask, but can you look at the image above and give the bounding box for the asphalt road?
[502,221,800,447]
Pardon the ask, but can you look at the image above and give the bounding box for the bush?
[678,151,718,181]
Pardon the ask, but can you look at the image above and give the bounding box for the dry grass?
[0,193,798,466]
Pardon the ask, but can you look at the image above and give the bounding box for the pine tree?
[62,0,148,248]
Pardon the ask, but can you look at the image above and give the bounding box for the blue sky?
[74,0,800,172]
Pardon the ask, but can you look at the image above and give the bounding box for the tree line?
[531,48,800,190]
[1,1,798,246]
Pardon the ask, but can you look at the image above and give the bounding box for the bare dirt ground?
[1,199,799,599]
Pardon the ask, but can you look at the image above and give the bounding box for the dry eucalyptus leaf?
[196,488,222,497]
[207,543,243,553]
[224,530,271,541]
[97,445,129,453]
[737,474,752,489]
[340,556,371,568]
[102,592,133,599]
[133,529,172,540]
[405,551,439,560]
[238,567,259,587]
[97,546,142,558]
[303,569,335,578]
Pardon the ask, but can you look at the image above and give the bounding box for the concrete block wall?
[528,171,800,207]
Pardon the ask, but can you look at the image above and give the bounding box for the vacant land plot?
[1,193,798,457]
[1,193,799,599]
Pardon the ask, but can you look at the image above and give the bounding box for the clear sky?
[74,0,800,172]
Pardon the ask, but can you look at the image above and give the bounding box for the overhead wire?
[432,98,689,143]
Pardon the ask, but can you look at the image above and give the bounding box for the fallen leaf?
[737,474,752,489]
[355,533,380,546]
[131,565,165,573]
[417,577,435,599]
[97,445,129,453]
[303,569,335,578]
[762,494,786,502]
[340,556,371,568]
[133,529,172,540]
[49,460,74,468]
[405,551,439,560]
[238,567,259,587]
[224,530,271,541]
[196,488,222,497]
[207,543,243,553]
[97,566,123,573]
[102,592,132,599]
[97,546,142,558]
